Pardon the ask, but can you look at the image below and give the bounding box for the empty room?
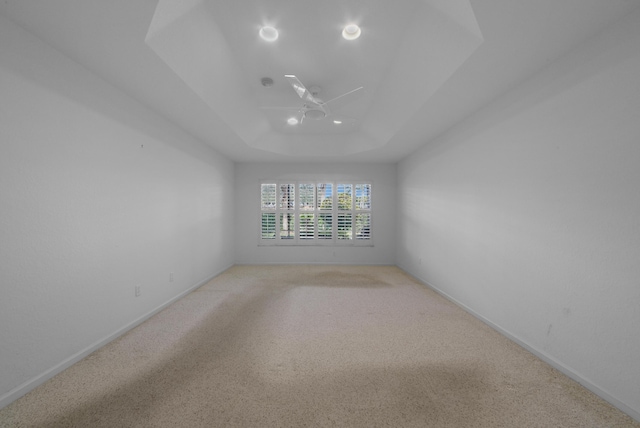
[1,0,639,426]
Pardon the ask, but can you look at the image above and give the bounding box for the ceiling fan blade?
[284,75,318,105]
[321,86,364,109]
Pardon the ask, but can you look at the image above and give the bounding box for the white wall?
[397,10,640,420]
[235,162,396,265]
[0,15,235,406]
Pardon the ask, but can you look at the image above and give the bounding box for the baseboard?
[0,264,233,410]
[398,264,640,424]
[238,262,395,266]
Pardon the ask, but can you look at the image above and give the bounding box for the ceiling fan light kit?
[304,109,326,120]
[264,74,363,127]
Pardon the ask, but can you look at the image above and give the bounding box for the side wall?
[397,10,640,420]
[235,162,396,265]
[0,16,235,406]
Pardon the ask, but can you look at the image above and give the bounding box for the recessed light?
[287,117,299,125]
[333,120,343,124]
[259,26,278,42]
[342,24,361,40]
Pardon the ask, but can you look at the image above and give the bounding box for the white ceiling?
[1,0,638,163]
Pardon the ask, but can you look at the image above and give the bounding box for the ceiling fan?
[263,75,363,124]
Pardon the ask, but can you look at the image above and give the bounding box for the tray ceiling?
[1,0,638,162]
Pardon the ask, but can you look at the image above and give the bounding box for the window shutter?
[280,213,295,240]
[355,184,371,210]
[299,183,315,210]
[261,184,277,240]
[260,181,370,245]
[299,213,315,240]
[337,184,353,211]
[355,184,371,240]
[355,213,371,240]
[337,213,352,240]
[318,213,332,239]
[279,184,295,210]
[318,183,332,210]
[261,213,276,239]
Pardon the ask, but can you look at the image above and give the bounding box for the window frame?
[259,180,373,247]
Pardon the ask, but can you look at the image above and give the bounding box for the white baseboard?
[0,264,233,410]
[398,264,640,424]
[237,262,395,266]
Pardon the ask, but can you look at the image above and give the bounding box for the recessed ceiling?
[145,0,482,157]
[1,0,639,162]
[146,0,482,156]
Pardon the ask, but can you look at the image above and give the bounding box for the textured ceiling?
[1,0,639,162]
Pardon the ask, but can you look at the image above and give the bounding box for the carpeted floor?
[1,265,638,427]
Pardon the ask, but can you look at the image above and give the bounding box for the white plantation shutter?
[279,184,295,210]
[317,183,332,210]
[261,184,276,209]
[337,184,353,210]
[355,184,371,240]
[317,184,333,240]
[355,184,371,210]
[278,184,295,241]
[299,183,315,240]
[318,213,332,239]
[261,184,276,239]
[355,213,371,240]
[260,181,371,246]
[261,213,276,239]
[299,213,315,239]
[337,184,353,240]
[337,213,352,240]
[280,213,295,240]
[299,183,315,210]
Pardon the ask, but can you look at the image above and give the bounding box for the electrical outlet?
[169,272,174,282]
[135,285,141,297]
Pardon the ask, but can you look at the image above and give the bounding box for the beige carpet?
[1,265,637,427]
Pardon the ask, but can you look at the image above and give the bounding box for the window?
[260,181,372,246]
